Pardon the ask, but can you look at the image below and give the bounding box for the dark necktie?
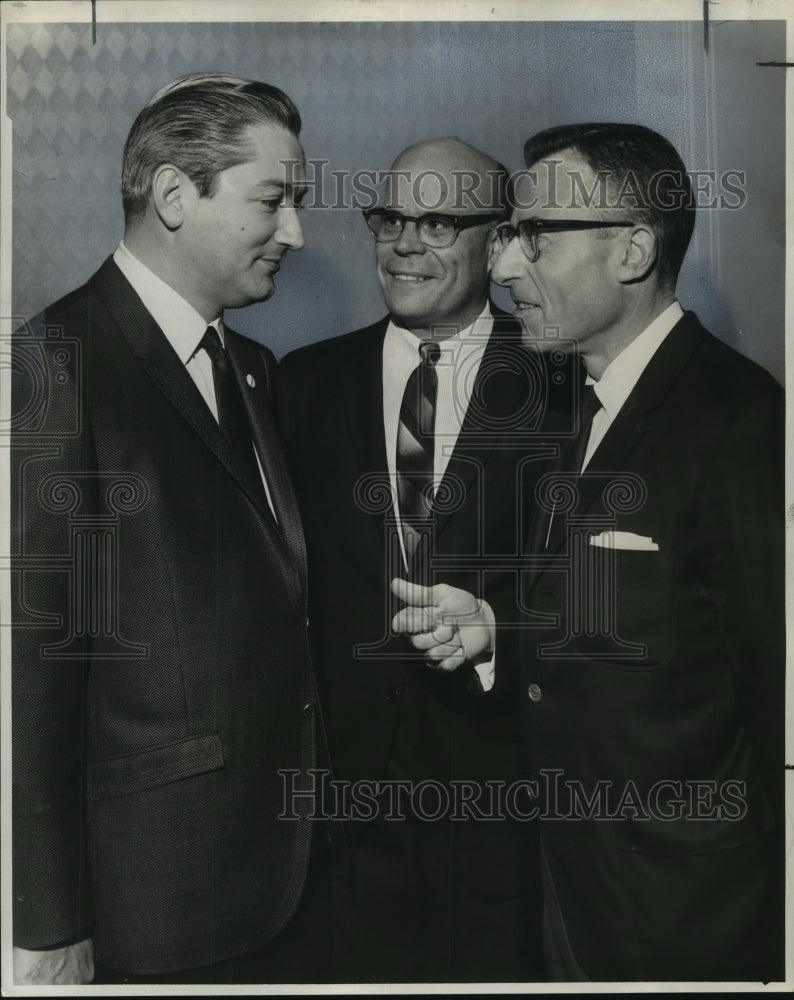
[198,326,264,496]
[543,383,601,549]
[396,340,441,570]
[562,383,601,475]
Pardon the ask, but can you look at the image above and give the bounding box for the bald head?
[385,137,507,216]
[373,137,506,339]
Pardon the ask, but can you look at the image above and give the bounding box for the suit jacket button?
[527,683,542,702]
[385,687,401,704]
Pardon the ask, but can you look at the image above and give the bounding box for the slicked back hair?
[122,72,301,224]
[523,123,695,288]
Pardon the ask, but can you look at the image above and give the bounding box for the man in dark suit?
[11,73,322,985]
[404,122,784,981]
[280,138,568,982]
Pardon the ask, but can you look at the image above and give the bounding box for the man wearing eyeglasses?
[279,137,566,982]
[398,122,784,982]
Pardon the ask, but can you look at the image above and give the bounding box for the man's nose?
[490,233,524,286]
[392,219,426,255]
[276,206,304,251]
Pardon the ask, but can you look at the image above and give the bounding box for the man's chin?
[517,315,567,352]
[386,304,433,328]
[382,294,434,320]
[249,279,276,305]
[224,281,276,312]
[515,309,543,340]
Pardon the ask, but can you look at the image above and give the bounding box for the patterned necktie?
[396,340,441,570]
[198,326,264,495]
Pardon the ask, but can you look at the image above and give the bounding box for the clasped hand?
[390,578,494,671]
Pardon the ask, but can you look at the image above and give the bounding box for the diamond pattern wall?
[5,19,785,380]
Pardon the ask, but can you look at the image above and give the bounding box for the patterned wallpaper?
[5,19,785,377]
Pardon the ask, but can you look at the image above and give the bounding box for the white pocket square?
[589,530,659,551]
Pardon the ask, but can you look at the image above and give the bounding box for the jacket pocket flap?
[617,779,774,857]
[87,733,224,800]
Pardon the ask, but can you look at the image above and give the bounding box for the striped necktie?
[396,340,441,570]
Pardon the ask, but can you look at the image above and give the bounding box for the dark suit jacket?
[11,258,318,975]
[520,312,784,981]
[280,308,574,896]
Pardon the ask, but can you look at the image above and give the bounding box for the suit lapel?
[528,316,701,573]
[524,403,574,562]
[342,319,390,484]
[226,330,307,589]
[91,259,296,569]
[431,312,529,544]
[93,259,221,454]
[344,310,528,548]
[339,320,391,546]
[537,401,648,563]
[580,315,701,517]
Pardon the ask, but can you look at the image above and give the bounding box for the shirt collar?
[589,301,684,418]
[113,240,223,363]
[385,301,493,363]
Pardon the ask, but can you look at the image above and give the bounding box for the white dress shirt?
[383,302,496,688]
[383,302,494,534]
[113,241,276,517]
[582,301,684,470]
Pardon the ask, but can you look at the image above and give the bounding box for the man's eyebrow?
[252,179,307,201]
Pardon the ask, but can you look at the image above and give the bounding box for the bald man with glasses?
[279,137,575,982]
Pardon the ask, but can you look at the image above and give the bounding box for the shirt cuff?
[473,599,496,692]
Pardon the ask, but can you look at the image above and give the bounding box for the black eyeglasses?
[363,208,504,249]
[493,218,636,263]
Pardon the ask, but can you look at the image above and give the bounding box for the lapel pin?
[246,374,256,389]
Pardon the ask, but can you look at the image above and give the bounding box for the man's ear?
[616,225,658,284]
[151,164,190,231]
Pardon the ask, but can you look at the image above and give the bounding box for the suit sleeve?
[478,584,522,701]
[11,328,95,948]
[695,390,785,815]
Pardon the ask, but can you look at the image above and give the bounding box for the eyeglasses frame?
[363,208,505,249]
[494,218,637,262]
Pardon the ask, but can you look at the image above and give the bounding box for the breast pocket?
[561,544,678,668]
